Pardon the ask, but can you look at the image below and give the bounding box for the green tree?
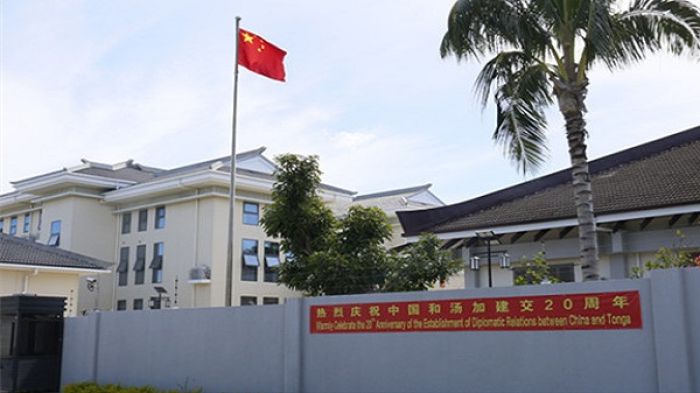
[440,0,700,280]
[261,154,462,296]
[630,230,698,278]
[513,252,560,285]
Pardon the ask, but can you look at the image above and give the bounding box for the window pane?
[263,297,279,305]
[9,217,17,235]
[240,296,257,306]
[117,300,126,311]
[133,299,143,310]
[50,220,61,235]
[23,213,31,233]
[242,239,258,254]
[134,245,146,285]
[265,256,280,268]
[138,209,148,231]
[121,212,132,234]
[243,203,259,225]
[155,206,165,229]
[243,254,259,267]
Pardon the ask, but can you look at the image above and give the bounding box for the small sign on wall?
[310,291,642,334]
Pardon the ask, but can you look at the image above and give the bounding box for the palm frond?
[440,0,550,61]
[491,62,552,174]
[613,0,700,60]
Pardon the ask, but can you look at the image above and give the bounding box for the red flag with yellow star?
[238,28,287,82]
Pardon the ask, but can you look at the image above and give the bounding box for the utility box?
[0,295,66,393]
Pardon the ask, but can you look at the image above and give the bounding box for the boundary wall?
[62,268,700,393]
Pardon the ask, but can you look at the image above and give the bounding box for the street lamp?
[476,231,496,287]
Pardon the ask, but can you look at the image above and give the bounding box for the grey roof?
[76,165,162,183]
[353,184,433,201]
[0,234,110,270]
[151,147,267,181]
[398,125,700,236]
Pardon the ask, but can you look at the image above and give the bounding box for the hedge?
[63,382,202,393]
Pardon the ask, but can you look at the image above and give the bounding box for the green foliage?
[63,382,202,393]
[262,154,462,296]
[384,234,464,292]
[630,230,697,278]
[513,252,560,286]
[441,0,700,174]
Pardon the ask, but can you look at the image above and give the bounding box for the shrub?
[63,382,201,393]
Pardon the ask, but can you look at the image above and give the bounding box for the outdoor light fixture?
[470,231,512,288]
[500,253,511,269]
[470,256,480,271]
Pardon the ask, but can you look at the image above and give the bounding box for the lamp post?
[470,231,511,288]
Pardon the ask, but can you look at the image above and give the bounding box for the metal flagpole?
[225,16,241,307]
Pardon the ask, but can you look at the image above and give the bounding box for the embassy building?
[0,148,445,315]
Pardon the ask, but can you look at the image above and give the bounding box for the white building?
[0,148,442,313]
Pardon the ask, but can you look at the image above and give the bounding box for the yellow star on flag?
[242,32,254,44]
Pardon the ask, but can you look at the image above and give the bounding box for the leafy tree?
[440,0,700,280]
[630,230,698,278]
[261,154,462,296]
[513,252,561,285]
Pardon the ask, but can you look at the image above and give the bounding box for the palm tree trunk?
[553,78,600,280]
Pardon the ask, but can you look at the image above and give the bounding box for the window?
[117,247,129,286]
[149,296,162,310]
[264,241,280,282]
[121,212,132,234]
[263,297,279,305]
[155,206,166,229]
[9,216,17,235]
[241,239,259,281]
[138,209,148,232]
[134,245,146,285]
[240,296,257,306]
[48,220,61,246]
[117,300,127,311]
[549,264,575,282]
[243,202,259,225]
[513,263,575,284]
[133,299,143,310]
[23,213,31,233]
[0,219,4,233]
[150,242,164,283]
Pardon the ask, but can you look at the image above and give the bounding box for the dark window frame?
[117,247,129,286]
[241,239,259,281]
[150,242,164,283]
[133,299,143,310]
[9,216,17,235]
[48,220,61,246]
[242,202,259,225]
[263,297,279,305]
[155,206,166,229]
[117,300,127,311]
[23,213,31,233]
[240,296,257,306]
[134,245,146,285]
[264,241,280,283]
[138,209,148,232]
[121,212,132,234]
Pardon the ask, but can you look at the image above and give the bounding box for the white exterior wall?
[0,267,80,316]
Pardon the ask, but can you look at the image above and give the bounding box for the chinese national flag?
[238,28,287,82]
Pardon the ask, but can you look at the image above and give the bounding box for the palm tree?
[441,0,700,280]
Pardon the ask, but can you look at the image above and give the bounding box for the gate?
[0,295,66,393]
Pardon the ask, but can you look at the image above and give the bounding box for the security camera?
[86,277,97,292]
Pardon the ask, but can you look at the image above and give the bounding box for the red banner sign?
[310,291,642,334]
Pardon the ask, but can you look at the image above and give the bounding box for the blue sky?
[1,0,699,203]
